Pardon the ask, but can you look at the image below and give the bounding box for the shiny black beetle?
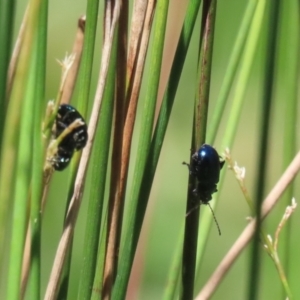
[183,144,224,234]
[51,147,73,171]
[55,104,88,151]
[188,144,224,203]
[51,104,88,171]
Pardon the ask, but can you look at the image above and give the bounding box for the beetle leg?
[182,161,191,172]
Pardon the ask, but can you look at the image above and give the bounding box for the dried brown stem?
[120,0,155,197]
[6,6,28,98]
[126,0,147,94]
[101,2,156,299]
[195,150,300,300]
[60,16,86,104]
[104,0,128,289]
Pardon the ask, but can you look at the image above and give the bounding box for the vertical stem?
[248,1,281,299]
[6,0,42,298]
[181,1,217,299]
[112,0,202,298]
[280,2,299,298]
[27,0,48,298]
[60,0,100,296]
[0,0,15,145]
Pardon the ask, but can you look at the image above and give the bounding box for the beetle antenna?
[185,203,221,235]
[207,203,221,235]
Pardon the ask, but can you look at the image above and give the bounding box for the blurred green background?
[10,0,300,299]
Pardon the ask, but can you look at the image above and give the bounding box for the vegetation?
[0,0,299,299]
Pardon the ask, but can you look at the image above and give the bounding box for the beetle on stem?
[183,144,224,234]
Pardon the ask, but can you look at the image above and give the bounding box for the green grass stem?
[249,2,281,299]
[162,226,183,300]
[111,1,171,298]
[279,1,299,298]
[77,21,117,300]
[113,0,202,298]
[0,0,15,148]
[6,52,37,300]
[7,72,34,299]
[27,1,48,298]
[90,215,108,300]
[53,0,100,298]
[195,0,266,284]
[197,1,258,274]
[76,0,100,116]
[5,0,42,298]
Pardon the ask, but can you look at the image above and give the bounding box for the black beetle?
[188,144,224,203]
[55,104,88,151]
[183,144,224,234]
[51,146,74,171]
[51,104,88,171]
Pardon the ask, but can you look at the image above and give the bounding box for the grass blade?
[111,1,170,298]
[77,10,117,300]
[248,2,281,299]
[44,1,121,298]
[0,0,15,146]
[57,11,94,299]
[181,1,217,299]
[5,0,42,298]
[27,1,48,298]
[195,0,259,275]
[113,0,202,298]
[279,1,299,298]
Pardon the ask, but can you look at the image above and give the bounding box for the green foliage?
[0,0,299,299]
